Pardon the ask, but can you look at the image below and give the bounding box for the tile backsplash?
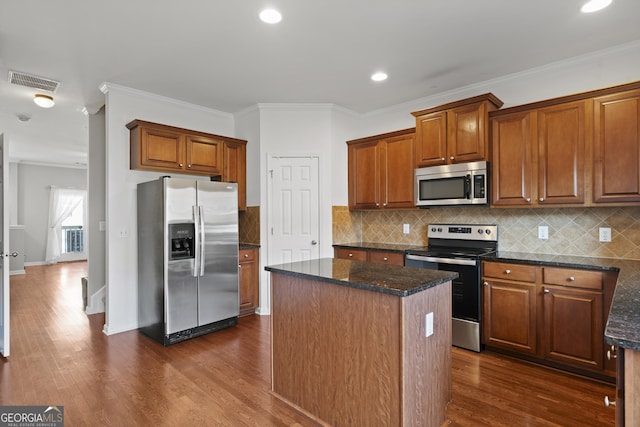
[239,206,260,244]
[332,205,640,260]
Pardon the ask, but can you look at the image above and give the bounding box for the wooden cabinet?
[482,261,616,381]
[593,88,640,204]
[491,101,586,207]
[412,93,503,167]
[483,262,538,355]
[347,128,415,210]
[127,120,247,209]
[541,267,604,371]
[334,246,404,266]
[239,247,259,316]
[222,140,247,211]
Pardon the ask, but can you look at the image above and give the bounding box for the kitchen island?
[265,258,457,427]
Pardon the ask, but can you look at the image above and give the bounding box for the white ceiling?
[1,0,639,166]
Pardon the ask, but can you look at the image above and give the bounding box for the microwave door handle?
[465,175,472,199]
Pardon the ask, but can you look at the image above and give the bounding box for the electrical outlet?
[403,224,410,234]
[538,225,549,240]
[425,312,434,337]
[599,227,612,242]
[119,229,129,238]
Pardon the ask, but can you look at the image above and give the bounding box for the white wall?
[234,107,261,207]
[101,83,235,335]
[87,107,106,309]
[17,163,87,264]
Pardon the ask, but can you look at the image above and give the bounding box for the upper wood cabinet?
[347,128,415,210]
[593,88,640,203]
[491,101,587,207]
[127,119,247,210]
[411,93,503,167]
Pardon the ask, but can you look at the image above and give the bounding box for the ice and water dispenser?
[169,223,195,260]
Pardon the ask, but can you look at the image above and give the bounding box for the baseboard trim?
[85,285,106,315]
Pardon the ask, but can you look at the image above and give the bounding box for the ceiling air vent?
[8,70,60,93]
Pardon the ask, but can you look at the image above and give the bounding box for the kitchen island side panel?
[401,281,452,426]
[271,273,402,426]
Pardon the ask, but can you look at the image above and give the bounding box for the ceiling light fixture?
[371,72,388,82]
[581,0,612,13]
[259,9,282,24]
[34,94,55,108]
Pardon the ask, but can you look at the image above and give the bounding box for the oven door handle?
[405,254,478,266]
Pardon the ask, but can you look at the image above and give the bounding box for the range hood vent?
[8,70,60,93]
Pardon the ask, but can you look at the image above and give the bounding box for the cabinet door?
[491,111,535,206]
[382,134,415,208]
[482,279,537,355]
[542,286,603,371]
[415,111,447,167]
[537,101,586,204]
[139,126,185,171]
[593,89,640,203]
[185,135,223,175]
[239,249,258,315]
[448,102,487,164]
[348,141,381,209]
[223,141,247,211]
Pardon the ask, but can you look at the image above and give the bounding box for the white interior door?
[0,134,10,357]
[268,155,320,265]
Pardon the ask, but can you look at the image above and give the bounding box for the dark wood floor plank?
[0,262,615,426]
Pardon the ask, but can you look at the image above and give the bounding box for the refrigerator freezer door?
[197,181,239,325]
[164,178,198,334]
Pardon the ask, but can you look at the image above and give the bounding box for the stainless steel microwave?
[415,160,488,207]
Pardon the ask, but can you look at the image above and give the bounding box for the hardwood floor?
[0,262,616,426]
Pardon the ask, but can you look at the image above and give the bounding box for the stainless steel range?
[405,224,498,352]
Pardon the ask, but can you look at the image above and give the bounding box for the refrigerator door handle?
[192,205,200,277]
[199,205,205,277]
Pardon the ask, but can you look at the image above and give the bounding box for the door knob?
[3,252,18,258]
[311,240,317,245]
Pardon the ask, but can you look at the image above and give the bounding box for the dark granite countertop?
[239,243,260,250]
[265,257,457,297]
[333,242,640,351]
[333,242,428,253]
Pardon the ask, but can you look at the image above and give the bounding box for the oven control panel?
[428,224,498,241]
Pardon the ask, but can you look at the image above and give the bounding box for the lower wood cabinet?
[239,247,259,316]
[334,247,404,266]
[482,260,616,381]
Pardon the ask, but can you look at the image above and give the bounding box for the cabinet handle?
[505,269,511,275]
[238,264,242,268]
[539,198,544,202]
[543,289,550,294]
[604,396,616,407]
[383,203,387,207]
[483,282,489,286]
[450,156,455,160]
[526,198,531,203]
[440,157,445,161]
[607,349,617,360]
[568,276,575,282]
[187,164,192,168]
[383,257,388,261]
[244,253,249,258]
[376,203,380,207]
[179,163,184,167]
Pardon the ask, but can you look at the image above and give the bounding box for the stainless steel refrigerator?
[137,177,239,345]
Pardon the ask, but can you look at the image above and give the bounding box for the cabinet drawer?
[334,247,367,261]
[483,262,537,282]
[239,248,256,262]
[542,267,603,290]
[367,251,404,266]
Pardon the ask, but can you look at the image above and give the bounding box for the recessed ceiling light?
[371,72,388,82]
[259,9,282,24]
[34,94,55,108]
[581,0,612,13]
